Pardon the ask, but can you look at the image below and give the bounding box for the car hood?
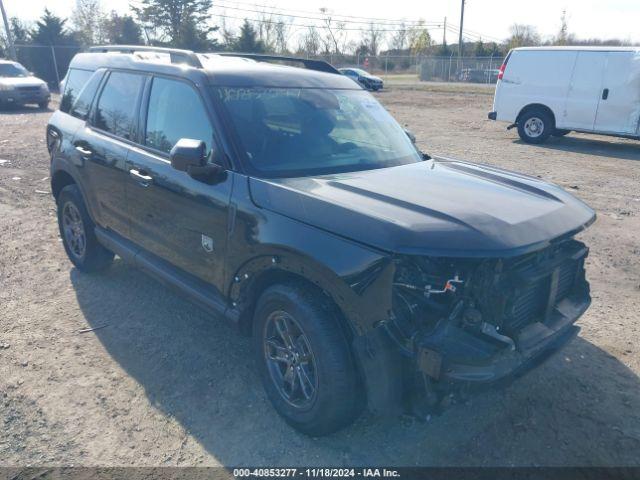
[363,75,383,82]
[249,157,596,257]
[0,76,47,88]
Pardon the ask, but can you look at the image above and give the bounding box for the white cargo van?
[488,46,640,143]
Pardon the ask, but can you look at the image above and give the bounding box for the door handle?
[602,88,609,100]
[129,168,153,186]
[75,145,92,157]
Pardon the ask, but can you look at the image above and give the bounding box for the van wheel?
[57,184,114,272]
[517,109,553,144]
[253,283,362,436]
[552,129,571,137]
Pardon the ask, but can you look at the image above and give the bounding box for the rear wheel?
[253,283,362,436]
[517,108,553,144]
[57,184,114,272]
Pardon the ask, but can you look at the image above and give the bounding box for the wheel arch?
[516,103,557,127]
[51,168,77,200]
[229,249,393,339]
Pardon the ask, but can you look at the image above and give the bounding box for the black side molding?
[94,226,240,324]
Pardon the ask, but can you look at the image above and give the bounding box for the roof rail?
[216,53,340,74]
[88,45,203,68]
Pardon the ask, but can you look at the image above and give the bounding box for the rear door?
[72,70,146,237]
[593,51,640,134]
[562,51,607,130]
[125,75,232,290]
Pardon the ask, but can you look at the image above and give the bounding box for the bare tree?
[296,26,321,56]
[273,17,292,54]
[72,0,106,45]
[319,8,347,54]
[362,23,384,56]
[390,21,408,51]
[407,20,432,55]
[506,24,540,49]
[256,11,276,51]
[219,15,236,49]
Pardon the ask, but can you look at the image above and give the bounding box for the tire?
[38,101,49,109]
[552,128,571,137]
[57,184,114,273]
[253,283,362,436]
[517,108,553,144]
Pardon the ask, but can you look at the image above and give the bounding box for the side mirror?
[404,128,416,144]
[170,138,206,172]
[170,138,224,183]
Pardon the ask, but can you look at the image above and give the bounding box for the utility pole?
[0,0,17,60]
[443,16,447,45]
[457,0,465,66]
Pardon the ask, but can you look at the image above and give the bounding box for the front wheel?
[517,109,553,144]
[253,283,362,436]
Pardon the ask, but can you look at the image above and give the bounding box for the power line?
[214,11,445,33]
[213,0,445,27]
[212,3,442,28]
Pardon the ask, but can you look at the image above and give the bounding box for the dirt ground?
[1,86,639,467]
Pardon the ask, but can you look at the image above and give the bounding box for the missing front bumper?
[415,292,590,384]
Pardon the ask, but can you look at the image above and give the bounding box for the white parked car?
[488,46,640,143]
[0,60,51,109]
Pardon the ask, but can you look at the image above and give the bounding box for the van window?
[94,71,144,140]
[145,77,214,158]
[60,68,93,113]
[69,70,104,120]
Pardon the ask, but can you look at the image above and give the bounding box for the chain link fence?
[13,44,82,90]
[308,53,503,83]
[8,44,504,88]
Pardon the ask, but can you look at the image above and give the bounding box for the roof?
[514,46,640,53]
[69,48,361,90]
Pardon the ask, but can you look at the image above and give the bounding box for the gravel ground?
[1,87,639,467]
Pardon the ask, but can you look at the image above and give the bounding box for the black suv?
[47,46,595,436]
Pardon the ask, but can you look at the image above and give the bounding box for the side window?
[60,69,93,113]
[69,70,104,120]
[145,77,214,159]
[94,71,144,140]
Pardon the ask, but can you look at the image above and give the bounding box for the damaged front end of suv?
[374,237,591,412]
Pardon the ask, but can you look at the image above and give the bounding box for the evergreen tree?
[132,0,218,50]
[233,20,265,53]
[103,12,144,45]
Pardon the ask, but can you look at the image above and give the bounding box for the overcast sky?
[3,0,640,44]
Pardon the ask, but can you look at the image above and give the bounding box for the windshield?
[0,63,29,78]
[213,87,421,178]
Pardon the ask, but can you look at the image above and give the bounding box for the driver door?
[125,75,232,290]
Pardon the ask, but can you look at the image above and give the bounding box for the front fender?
[226,175,395,335]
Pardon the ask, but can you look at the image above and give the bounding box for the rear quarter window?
[60,68,93,113]
[69,70,104,120]
[93,71,145,140]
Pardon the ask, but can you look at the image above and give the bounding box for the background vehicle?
[339,67,384,90]
[0,60,51,109]
[48,46,594,436]
[489,46,640,143]
[458,68,498,83]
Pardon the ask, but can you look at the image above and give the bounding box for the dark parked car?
[339,67,384,90]
[0,60,50,109]
[47,46,595,435]
[458,68,499,84]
